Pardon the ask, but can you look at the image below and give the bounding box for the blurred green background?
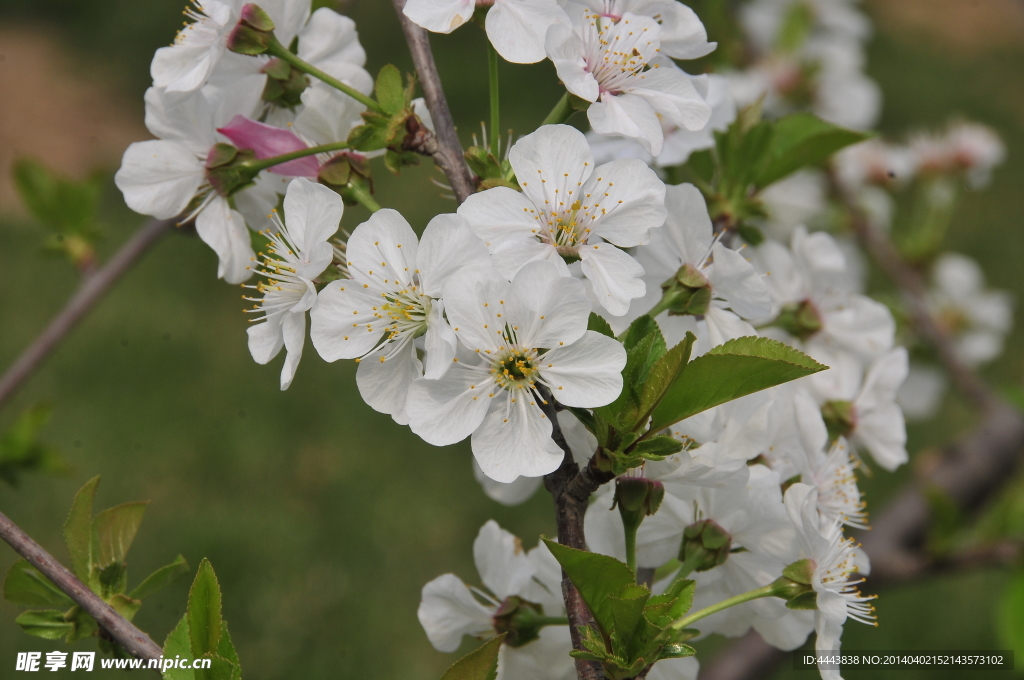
[0,1,1023,678]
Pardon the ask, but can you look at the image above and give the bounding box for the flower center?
[375,286,431,342]
[581,10,658,95]
[492,348,540,390]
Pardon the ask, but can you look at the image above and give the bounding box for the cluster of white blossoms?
[114,1,1011,679]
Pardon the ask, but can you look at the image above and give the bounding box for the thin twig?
[0,218,175,413]
[0,510,164,659]
[390,0,476,203]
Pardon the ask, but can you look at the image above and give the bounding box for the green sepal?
[629,436,684,460]
[785,591,819,610]
[384,148,420,175]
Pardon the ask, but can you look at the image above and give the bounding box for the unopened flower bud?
[261,58,309,108]
[227,4,277,56]
[492,596,545,647]
[821,400,856,442]
[660,263,712,316]
[678,519,732,572]
[318,153,373,205]
[774,299,823,340]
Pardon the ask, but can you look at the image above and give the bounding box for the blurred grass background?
[0,1,1023,678]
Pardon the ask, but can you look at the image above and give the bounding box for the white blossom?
[407,260,626,482]
[458,124,667,316]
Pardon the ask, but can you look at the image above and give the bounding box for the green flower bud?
[679,519,732,572]
[613,477,665,518]
[660,264,712,316]
[227,4,277,56]
[771,558,817,610]
[260,58,309,109]
[774,299,823,340]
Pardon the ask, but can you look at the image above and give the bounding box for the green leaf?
[63,476,100,585]
[595,322,667,432]
[98,561,128,598]
[621,315,664,353]
[588,313,615,338]
[755,114,870,188]
[131,555,190,600]
[650,336,827,432]
[998,569,1024,656]
[217,621,242,678]
[0,403,67,487]
[64,604,99,642]
[188,559,223,658]
[93,501,149,567]
[375,64,406,115]
[13,158,102,236]
[543,539,637,635]
[196,655,238,680]
[3,560,74,608]
[646,579,695,627]
[439,634,506,680]
[633,334,696,430]
[384,149,419,175]
[15,609,73,640]
[164,615,196,680]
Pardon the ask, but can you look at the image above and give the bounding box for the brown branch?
[0,217,175,413]
[541,397,607,680]
[390,0,476,204]
[0,510,163,659]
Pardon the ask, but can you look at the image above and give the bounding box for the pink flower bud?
[216,115,319,178]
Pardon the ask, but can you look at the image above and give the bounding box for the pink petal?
[217,115,319,177]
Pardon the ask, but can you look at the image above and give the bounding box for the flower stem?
[624,523,638,574]
[487,41,501,152]
[541,93,575,127]
[345,182,383,212]
[535,616,571,627]
[242,141,350,174]
[671,582,785,630]
[266,38,383,113]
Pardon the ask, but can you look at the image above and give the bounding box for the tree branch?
[390,0,476,204]
[0,509,164,659]
[0,217,175,413]
[540,395,606,680]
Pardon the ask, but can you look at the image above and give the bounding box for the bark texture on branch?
[0,510,164,660]
[0,217,175,413]
[390,0,476,204]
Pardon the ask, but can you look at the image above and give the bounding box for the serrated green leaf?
[439,634,506,680]
[93,501,148,567]
[755,114,870,188]
[375,64,406,115]
[650,336,827,432]
[588,313,615,338]
[622,316,664,352]
[217,621,242,678]
[543,540,637,635]
[164,614,196,680]
[646,579,695,626]
[196,654,238,680]
[131,555,190,601]
[64,604,99,642]
[63,476,99,586]
[15,609,73,640]
[3,560,74,608]
[188,559,223,658]
[608,592,651,658]
[13,158,102,236]
[595,327,666,432]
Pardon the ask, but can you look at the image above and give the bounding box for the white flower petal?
[423,303,459,380]
[297,6,364,67]
[279,310,306,391]
[407,364,494,446]
[472,398,564,483]
[661,183,713,267]
[474,520,536,599]
[247,314,284,365]
[417,213,490,296]
[579,244,647,317]
[403,0,476,33]
[356,338,423,424]
[115,140,204,220]
[442,264,512,353]
[540,331,626,407]
[545,22,598,101]
[628,66,712,132]
[309,282,386,361]
[486,0,568,64]
[417,574,494,653]
[589,93,664,156]
[587,158,667,247]
[346,209,419,289]
[283,178,342,276]
[509,125,595,213]
[458,187,541,249]
[852,404,907,471]
[194,198,255,284]
[473,459,544,506]
[506,260,591,348]
[708,242,772,320]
